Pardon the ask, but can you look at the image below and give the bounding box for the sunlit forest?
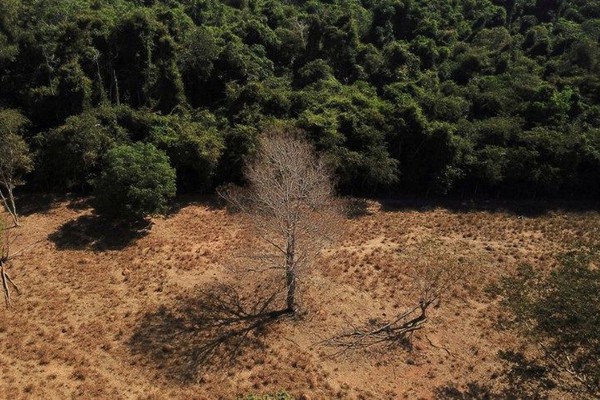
[1,0,599,198]
[1,1,600,399]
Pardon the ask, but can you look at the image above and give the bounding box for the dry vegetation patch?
[0,196,598,399]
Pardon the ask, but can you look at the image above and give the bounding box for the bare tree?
[0,109,33,227]
[221,128,341,314]
[0,218,20,307]
[324,236,475,355]
[0,213,40,307]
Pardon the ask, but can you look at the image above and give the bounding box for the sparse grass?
[239,391,295,400]
[1,196,599,399]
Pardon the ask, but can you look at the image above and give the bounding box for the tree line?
[1,0,599,202]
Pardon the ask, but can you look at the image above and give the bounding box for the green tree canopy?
[94,142,176,221]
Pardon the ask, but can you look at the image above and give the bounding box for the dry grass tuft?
[0,196,598,398]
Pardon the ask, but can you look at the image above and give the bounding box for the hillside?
[0,0,599,197]
[2,1,600,398]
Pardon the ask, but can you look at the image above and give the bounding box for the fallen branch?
[1,260,19,307]
[323,298,435,357]
[425,334,454,357]
[0,223,35,307]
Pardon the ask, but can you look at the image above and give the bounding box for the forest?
[1,0,599,200]
[1,1,600,399]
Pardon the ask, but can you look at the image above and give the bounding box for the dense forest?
[1,0,600,198]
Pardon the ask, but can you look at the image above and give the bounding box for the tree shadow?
[48,214,151,251]
[321,299,432,358]
[343,197,373,219]
[435,350,554,400]
[378,196,600,217]
[129,283,288,383]
[16,192,60,216]
[65,196,94,211]
[165,194,227,217]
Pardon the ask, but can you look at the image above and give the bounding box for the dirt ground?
[1,195,598,399]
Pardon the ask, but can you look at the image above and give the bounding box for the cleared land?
[1,196,599,399]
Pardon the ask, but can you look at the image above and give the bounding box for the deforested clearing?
[1,196,598,399]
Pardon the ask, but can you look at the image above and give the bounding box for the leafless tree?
[221,128,342,314]
[0,109,33,227]
[0,213,40,307]
[0,218,20,307]
[324,236,474,355]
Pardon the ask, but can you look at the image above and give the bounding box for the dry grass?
[0,196,598,399]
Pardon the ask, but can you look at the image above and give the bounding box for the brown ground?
[1,195,599,399]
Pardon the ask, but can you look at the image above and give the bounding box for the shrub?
[37,111,126,191]
[238,392,295,400]
[94,143,176,220]
[493,250,600,397]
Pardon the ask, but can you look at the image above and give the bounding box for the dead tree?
[221,128,341,314]
[0,220,20,307]
[323,298,434,355]
[325,237,473,355]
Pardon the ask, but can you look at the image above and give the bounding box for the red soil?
[1,196,598,399]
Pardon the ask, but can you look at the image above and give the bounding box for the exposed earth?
[1,195,598,399]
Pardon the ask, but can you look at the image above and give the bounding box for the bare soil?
[1,195,598,399]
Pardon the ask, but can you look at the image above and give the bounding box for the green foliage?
[94,143,176,220]
[493,250,600,397]
[0,131,33,186]
[0,109,33,186]
[0,108,33,225]
[238,391,295,400]
[0,0,599,198]
[148,117,224,192]
[297,80,398,191]
[37,110,126,190]
[0,108,28,136]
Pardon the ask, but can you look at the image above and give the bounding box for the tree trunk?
[8,187,19,226]
[285,234,296,313]
[0,187,18,227]
[113,68,121,106]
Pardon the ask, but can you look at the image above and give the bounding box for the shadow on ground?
[378,196,600,218]
[48,214,151,251]
[165,194,226,217]
[17,192,60,216]
[129,284,288,383]
[435,350,555,400]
